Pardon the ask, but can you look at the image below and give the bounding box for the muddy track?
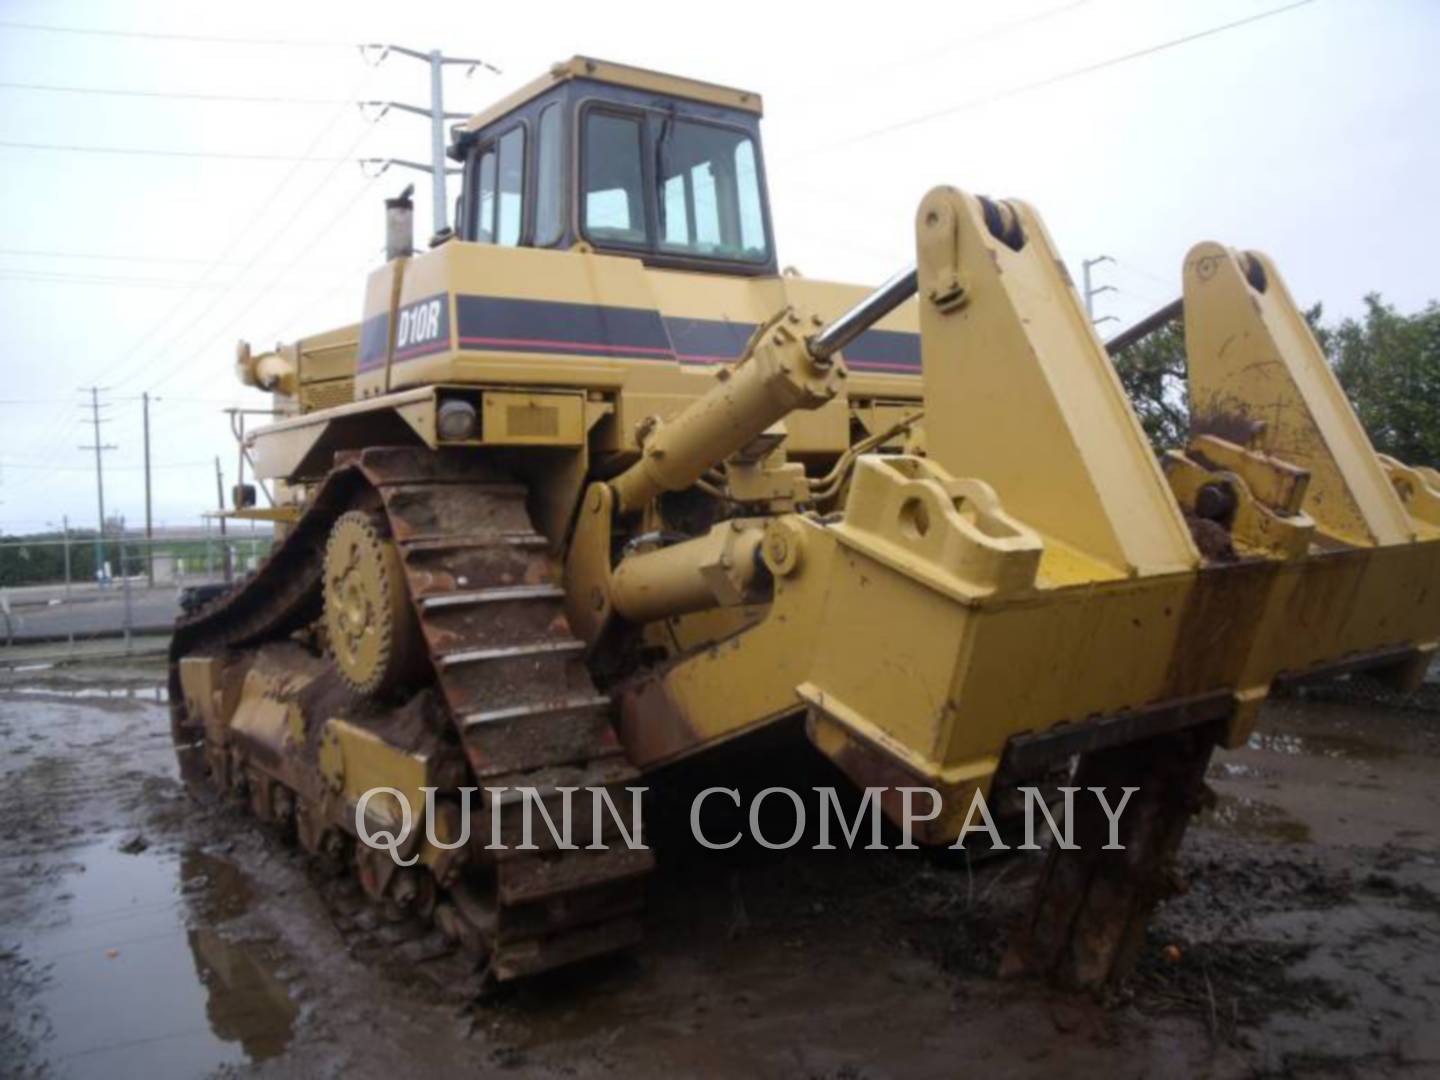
[168,447,653,981]
[3,668,1440,1075]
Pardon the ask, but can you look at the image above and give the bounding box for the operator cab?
[451,57,776,276]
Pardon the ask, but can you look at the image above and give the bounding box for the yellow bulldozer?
[171,56,1440,986]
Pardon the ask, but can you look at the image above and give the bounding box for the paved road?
[0,585,195,642]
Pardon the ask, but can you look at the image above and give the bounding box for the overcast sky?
[0,0,1435,534]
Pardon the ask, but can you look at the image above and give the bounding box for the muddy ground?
[0,662,1437,1079]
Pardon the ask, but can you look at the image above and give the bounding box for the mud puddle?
[2,682,168,702]
[14,839,298,1077]
[4,663,1440,1077]
[1202,793,1313,843]
[1247,728,1401,762]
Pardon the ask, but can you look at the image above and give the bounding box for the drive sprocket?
[323,509,421,696]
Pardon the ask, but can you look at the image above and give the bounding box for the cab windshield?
[582,111,769,265]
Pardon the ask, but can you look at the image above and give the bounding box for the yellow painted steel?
[1183,243,1416,548]
[1379,455,1440,534]
[238,181,1440,843]
[609,520,766,624]
[915,188,1198,580]
[246,242,919,481]
[317,718,433,828]
[1166,243,1440,740]
[351,242,912,457]
[480,390,585,446]
[224,53,1440,851]
[613,188,1440,841]
[458,55,763,134]
[609,309,844,513]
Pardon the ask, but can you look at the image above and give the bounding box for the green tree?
[1111,318,1189,450]
[1111,296,1440,467]
[0,530,108,587]
[1327,295,1440,466]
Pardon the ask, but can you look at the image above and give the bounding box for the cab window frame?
[576,102,655,256]
[574,96,774,274]
[463,117,532,247]
[533,100,567,248]
[653,113,770,266]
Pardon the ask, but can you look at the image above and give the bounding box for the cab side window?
[495,126,524,246]
[473,125,526,246]
[475,148,497,243]
[581,112,649,246]
[534,103,564,246]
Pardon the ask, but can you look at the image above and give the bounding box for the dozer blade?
[617,186,1440,987]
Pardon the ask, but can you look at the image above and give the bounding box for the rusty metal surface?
[170,447,653,982]
[995,690,1233,781]
[1004,722,1220,988]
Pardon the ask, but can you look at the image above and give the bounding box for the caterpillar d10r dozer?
[172,56,1440,987]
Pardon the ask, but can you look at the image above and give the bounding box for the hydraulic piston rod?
[806,264,918,362]
[609,267,918,513]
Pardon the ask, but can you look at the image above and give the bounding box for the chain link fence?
[0,531,272,659]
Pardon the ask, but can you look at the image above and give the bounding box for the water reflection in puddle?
[25,840,296,1077]
[1202,794,1313,844]
[3,683,168,702]
[1246,729,1400,762]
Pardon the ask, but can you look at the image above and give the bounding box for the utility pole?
[1081,255,1117,326]
[358,44,499,236]
[79,387,117,585]
[215,456,231,583]
[119,515,133,653]
[142,391,155,587]
[61,515,71,598]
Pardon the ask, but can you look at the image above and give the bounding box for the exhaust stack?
[385,184,415,261]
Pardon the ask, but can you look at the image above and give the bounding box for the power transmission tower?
[79,386,117,584]
[1082,255,1117,327]
[358,44,500,236]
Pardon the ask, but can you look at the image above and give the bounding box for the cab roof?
[459,56,763,133]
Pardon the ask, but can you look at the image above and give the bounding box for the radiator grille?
[303,378,354,413]
[506,403,559,437]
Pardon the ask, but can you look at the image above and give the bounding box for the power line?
[796,0,1094,96]
[144,396,262,405]
[0,138,355,162]
[251,262,376,345]
[145,171,383,392]
[0,268,358,291]
[359,43,502,232]
[1111,281,1175,309]
[0,460,211,471]
[0,18,352,48]
[1111,256,1177,292]
[0,79,351,105]
[0,246,358,268]
[801,0,1318,155]
[118,151,382,392]
[3,412,86,490]
[96,68,382,390]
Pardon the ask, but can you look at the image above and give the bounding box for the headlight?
[436,398,479,441]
